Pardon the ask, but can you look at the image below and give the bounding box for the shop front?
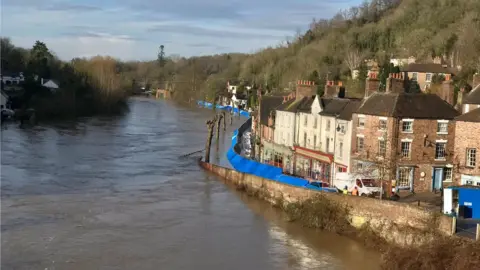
[293,146,333,183]
[261,140,293,174]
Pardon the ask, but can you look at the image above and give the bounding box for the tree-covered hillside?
[3,0,480,105]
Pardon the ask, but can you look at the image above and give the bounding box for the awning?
[262,140,293,156]
[294,146,333,164]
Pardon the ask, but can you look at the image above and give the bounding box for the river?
[1,97,380,270]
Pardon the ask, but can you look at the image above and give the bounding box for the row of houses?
[252,70,480,193]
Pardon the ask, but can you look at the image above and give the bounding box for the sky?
[2,0,362,61]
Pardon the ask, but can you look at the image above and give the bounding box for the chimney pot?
[338,81,343,87]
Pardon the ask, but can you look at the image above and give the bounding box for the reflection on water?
[1,97,379,269]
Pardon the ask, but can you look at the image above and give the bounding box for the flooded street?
[1,97,380,270]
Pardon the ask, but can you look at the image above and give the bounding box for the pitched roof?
[338,99,362,121]
[463,85,480,105]
[259,96,284,125]
[320,98,350,117]
[401,63,457,75]
[356,92,460,119]
[455,107,480,123]
[276,96,315,113]
[319,98,362,121]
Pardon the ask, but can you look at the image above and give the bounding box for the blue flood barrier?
[197,100,250,118]
[225,117,337,193]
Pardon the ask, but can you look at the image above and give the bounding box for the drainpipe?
[332,114,339,185]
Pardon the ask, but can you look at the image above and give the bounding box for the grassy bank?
[235,181,480,270]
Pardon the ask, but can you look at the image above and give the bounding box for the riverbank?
[198,117,480,269]
[199,159,480,269]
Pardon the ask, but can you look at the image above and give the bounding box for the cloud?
[2,0,364,60]
[147,24,287,40]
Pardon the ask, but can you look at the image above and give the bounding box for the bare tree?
[345,46,362,78]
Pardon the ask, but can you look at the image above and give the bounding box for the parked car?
[304,181,338,193]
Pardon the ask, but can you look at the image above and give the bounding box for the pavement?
[396,191,443,211]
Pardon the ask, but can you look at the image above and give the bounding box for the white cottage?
[319,99,362,175]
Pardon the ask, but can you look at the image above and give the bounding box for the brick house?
[401,57,457,92]
[351,87,460,192]
[453,108,480,186]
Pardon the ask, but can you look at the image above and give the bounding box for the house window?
[313,135,317,149]
[426,73,432,82]
[339,142,343,158]
[326,137,330,152]
[412,72,418,81]
[304,115,308,126]
[313,117,317,128]
[437,121,448,134]
[356,137,364,152]
[303,132,307,147]
[467,148,477,167]
[402,120,413,132]
[443,168,453,182]
[326,120,331,131]
[401,141,411,158]
[379,119,387,131]
[378,139,386,157]
[435,142,447,160]
[357,117,365,128]
[398,167,413,188]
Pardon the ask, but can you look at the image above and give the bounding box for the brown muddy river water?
[1,97,380,270]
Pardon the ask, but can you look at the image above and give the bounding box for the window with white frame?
[326,119,331,131]
[402,119,413,132]
[401,141,411,158]
[437,121,448,134]
[313,135,317,149]
[443,168,453,182]
[313,117,317,128]
[379,118,387,130]
[357,116,365,128]
[426,73,432,82]
[303,132,307,147]
[435,142,447,160]
[304,115,307,126]
[467,148,477,167]
[326,137,330,153]
[378,139,386,157]
[356,136,364,152]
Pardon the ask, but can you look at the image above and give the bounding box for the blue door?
[433,168,443,191]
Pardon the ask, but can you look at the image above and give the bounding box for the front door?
[433,168,443,191]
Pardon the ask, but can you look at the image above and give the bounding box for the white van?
[333,172,381,197]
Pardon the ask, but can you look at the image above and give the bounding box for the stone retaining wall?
[200,160,454,247]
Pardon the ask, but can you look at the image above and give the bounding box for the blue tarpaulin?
[225,117,336,193]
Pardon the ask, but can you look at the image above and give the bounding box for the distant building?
[41,79,60,92]
[1,90,9,108]
[454,108,480,186]
[401,57,457,91]
[1,72,25,86]
[390,56,416,67]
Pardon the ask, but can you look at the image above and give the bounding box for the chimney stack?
[440,75,455,106]
[295,80,316,100]
[364,72,380,98]
[323,81,344,98]
[386,72,407,94]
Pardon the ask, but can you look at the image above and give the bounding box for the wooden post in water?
[204,118,215,163]
[216,114,223,141]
